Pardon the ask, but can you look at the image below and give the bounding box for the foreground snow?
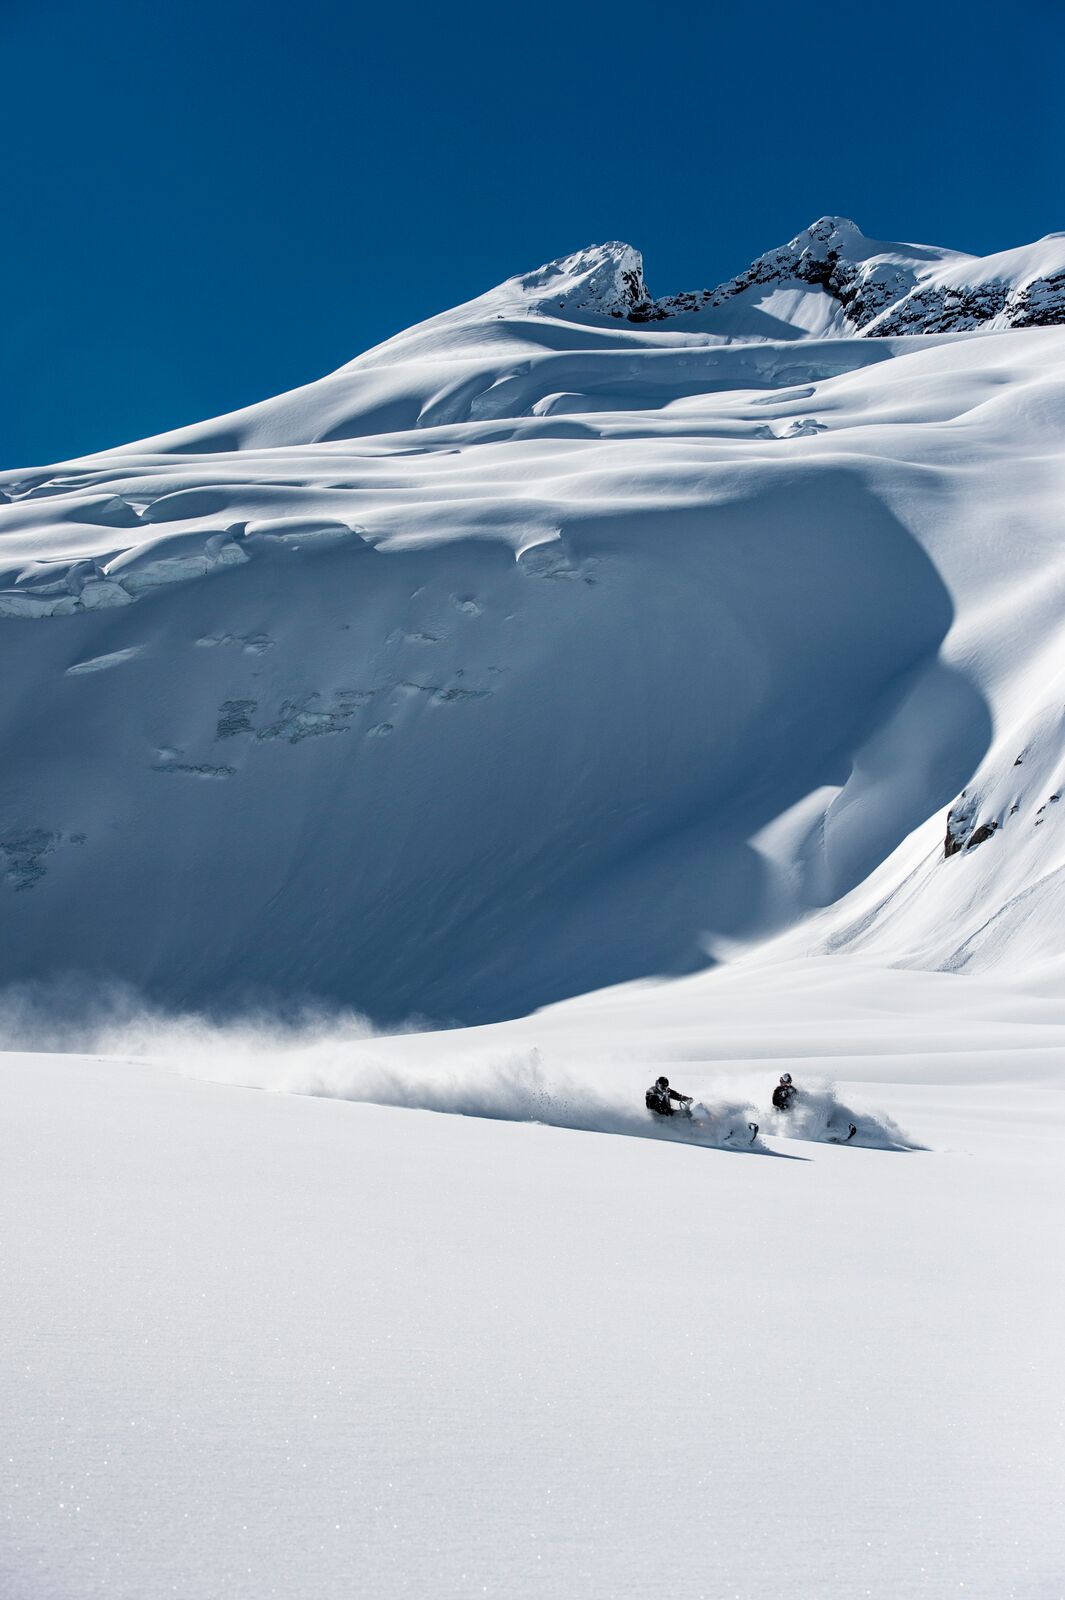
[5,958,1065,1599]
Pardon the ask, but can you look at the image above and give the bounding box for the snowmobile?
[645,1077,758,1145]
[675,1099,759,1147]
[770,1074,856,1142]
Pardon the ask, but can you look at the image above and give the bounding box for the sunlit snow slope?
[2,219,1065,1022]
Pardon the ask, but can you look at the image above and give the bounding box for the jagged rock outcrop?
[514,243,660,319]
[945,791,978,856]
[945,792,999,857]
[704,217,916,329]
[868,269,1065,335]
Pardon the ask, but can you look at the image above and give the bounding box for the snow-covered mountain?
[682,216,1065,336]
[2,218,1065,1022]
[7,219,1065,1600]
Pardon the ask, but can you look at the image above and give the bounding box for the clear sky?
[2,0,1061,468]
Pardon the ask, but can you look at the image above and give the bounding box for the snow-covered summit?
[700,216,962,331]
[500,241,653,318]
[698,216,1065,335]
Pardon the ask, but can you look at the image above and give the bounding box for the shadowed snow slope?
[2,221,1065,1021]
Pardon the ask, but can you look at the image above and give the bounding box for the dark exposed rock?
[945,793,998,857]
[966,822,998,850]
[945,790,976,857]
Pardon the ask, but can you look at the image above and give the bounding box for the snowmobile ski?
[687,1106,758,1146]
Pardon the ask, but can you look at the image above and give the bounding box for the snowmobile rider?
[645,1076,693,1117]
[772,1072,798,1112]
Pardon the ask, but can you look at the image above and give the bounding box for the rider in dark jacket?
[772,1072,798,1111]
[645,1076,692,1116]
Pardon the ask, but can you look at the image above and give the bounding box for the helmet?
[656,1076,669,1088]
[780,1073,793,1085]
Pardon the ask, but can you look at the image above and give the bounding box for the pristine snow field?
[4,957,1065,1599]
[4,219,1065,1596]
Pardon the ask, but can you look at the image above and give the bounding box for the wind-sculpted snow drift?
[2,219,1065,1021]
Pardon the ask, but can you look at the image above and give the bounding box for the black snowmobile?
[646,1076,758,1145]
[770,1073,856,1142]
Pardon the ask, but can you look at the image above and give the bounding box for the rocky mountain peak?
[511,242,653,318]
[787,216,870,256]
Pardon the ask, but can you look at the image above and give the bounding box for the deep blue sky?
[2,0,1061,469]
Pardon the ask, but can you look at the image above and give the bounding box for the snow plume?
[291,1048,766,1151]
[0,983,915,1150]
[291,1046,917,1156]
[0,981,763,1149]
[0,978,386,1058]
[762,1084,917,1150]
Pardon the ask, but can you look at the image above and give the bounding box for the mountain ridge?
[488,217,1065,336]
